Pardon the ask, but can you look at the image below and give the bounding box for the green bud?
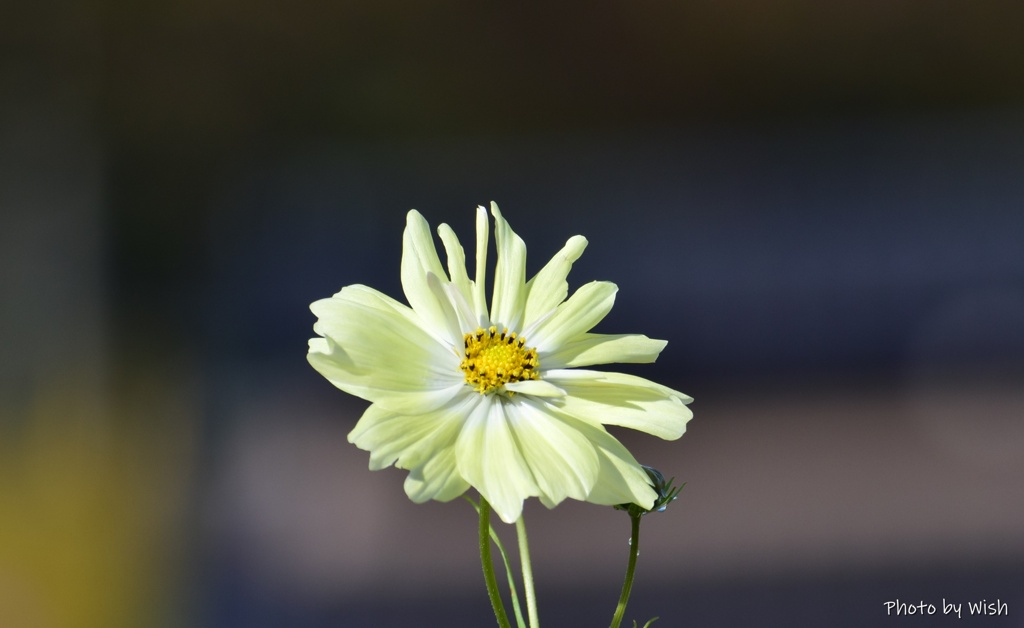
[615,465,684,517]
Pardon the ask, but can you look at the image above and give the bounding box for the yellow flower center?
[460,326,540,394]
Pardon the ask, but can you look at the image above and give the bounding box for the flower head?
[308,203,692,523]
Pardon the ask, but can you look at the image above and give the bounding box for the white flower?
[308,203,692,524]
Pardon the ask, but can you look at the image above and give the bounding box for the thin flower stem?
[515,516,539,628]
[480,498,513,628]
[609,514,643,628]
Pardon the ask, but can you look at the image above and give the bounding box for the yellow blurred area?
[0,368,195,628]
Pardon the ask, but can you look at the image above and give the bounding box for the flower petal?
[349,398,472,503]
[583,427,658,508]
[544,369,693,440]
[505,399,600,507]
[312,284,424,339]
[308,285,463,413]
[525,281,618,351]
[348,403,441,471]
[456,398,537,523]
[309,337,464,414]
[440,281,480,335]
[502,380,566,398]
[425,271,464,343]
[522,234,588,325]
[488,202,528,331]
[348,395,469,471]
[401,210,461,346]
[542,333,667,369]
[437,222,486,326]
[515,406,657,509]
[436,222,471,296]
[404,444,471,503]
[473,205,490,320]
[310,285,451,379]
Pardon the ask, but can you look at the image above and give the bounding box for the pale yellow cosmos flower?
[308,203,692,524]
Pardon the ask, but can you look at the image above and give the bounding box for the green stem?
[609,514,642,628]
[480,498,513,628]
[516,516,539,628]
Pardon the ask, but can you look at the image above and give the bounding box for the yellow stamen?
[460,326,540,394]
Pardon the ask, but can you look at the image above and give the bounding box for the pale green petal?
[404,445,471,503]
[506,399,599,507]
[473,205,490,320]
[488,202,528,331]
[544,369,692,440]
[348,403,441,471]
[437,222,483,324]
[436,222,471,296]
[349,397,473,503]
[542,333,667,369]
[518,408,657,508]
[308,337,330,354]
[308,286,464,412]
[425,271,464,342]
[308,337,464,414]
[401,210,461,345]
[522,234,588,325]
[440,282,480,335]
[525,281,618,351]
[348,396,469,471]
[312,284,426,342]
[456,398,537,524]
[583,427,658,508]
[502,380,566,397]
[309,285,454,381]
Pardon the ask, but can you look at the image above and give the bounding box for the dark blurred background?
[3,2,1023,627]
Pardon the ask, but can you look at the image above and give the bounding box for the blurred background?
[3,1,1024,626]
